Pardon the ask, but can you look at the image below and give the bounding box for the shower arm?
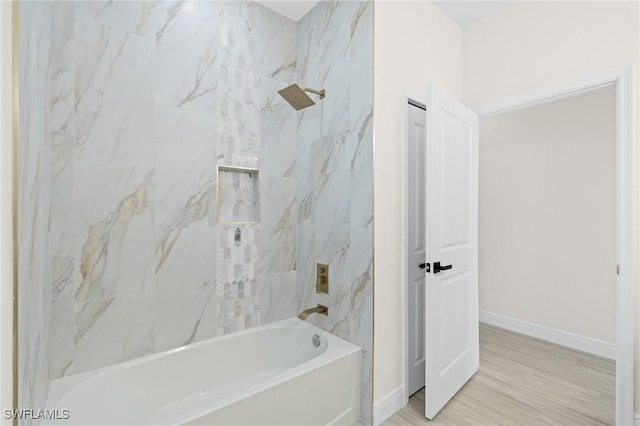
[303,87,326,99]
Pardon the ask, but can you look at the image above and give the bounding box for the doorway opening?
[400,67,636,425]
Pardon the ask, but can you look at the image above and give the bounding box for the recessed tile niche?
[217,166,260,223]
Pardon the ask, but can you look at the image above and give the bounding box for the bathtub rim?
[46,317,362,417]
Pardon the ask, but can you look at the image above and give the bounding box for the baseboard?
[372,385,406,426]
[479,310,616,360]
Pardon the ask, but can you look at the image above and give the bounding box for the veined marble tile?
[155,1,219,115]
[73,161,154,302]
[75,1,156,40]
[349,1,373,128]
[260,77,296,178]
[217,0,260,72]
[317,129,352,175]
[320,57,351,140]
[74,296,155,373]
[18,1,55,414]
[216,224,260,335]
[21,1,54,413]
[154,284,217,352]
[50,301,75,379]
[49,2,75,312]
[349,1,373,44]
[154,226,217,351]
[259,271,297,324]
[349,107,373,173]
[49,4,76,308]
[295,93,322,146]
[323,226,373,422]
[50,228,75,302]
[350,128,373,229]
[217,64,260,165]
[314,171,351,262]
[155,227,217,298]
[295,225,315,312]
[50,164,73,303]
[294,3,374,419]
[257,4,296,81]
[257,177,296,275]
[348,3,373,173]
[296,1,352,86]
[329,227,373,319]
[155,35,218,115]
[49,2,74,194]
[350,165,373,231]
[296,133,317,227]
[154,1,220,49]
[74,16,155,166]
[19,7,52,248]
[154,106,217,231]
[73,160,152,227]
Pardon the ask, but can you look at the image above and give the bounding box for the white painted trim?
[614,66,636,426]
[479,310,616,360]
[400,90,426,408]
[475,68,625,117]
[634,414,640,426]
[372,385,406,426]
[0,2,14,423]
[476,66,637,426]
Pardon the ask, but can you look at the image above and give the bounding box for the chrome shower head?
[277,84,326,110]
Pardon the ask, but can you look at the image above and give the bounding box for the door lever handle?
[419,263,430,273]
[433,262,452,273]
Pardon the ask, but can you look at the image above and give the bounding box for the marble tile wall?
[44,0,299,380]
[18,2,55,418]
[295,1,374,422]
[20,0,372,423]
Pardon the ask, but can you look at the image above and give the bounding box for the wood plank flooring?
[383,324,615,426]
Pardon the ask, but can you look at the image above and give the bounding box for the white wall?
[373,0,463,400]
[479,86,617,342]
[0,1,13,422]
[463,0,639,415]
[463,2,639,109]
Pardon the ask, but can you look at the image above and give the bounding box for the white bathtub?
[45,318,361,425]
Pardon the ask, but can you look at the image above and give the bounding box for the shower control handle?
[433,262,453,273]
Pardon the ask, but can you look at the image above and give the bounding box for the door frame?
[400,65,637,425]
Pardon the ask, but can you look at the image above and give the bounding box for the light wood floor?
[383,324,615,426]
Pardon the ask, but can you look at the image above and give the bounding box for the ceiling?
[432,1,507,26]
[255,0,321,21]
[255,1,506,26]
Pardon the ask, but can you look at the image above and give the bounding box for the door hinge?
[616,264,620,275]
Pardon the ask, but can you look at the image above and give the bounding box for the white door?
[407,102,427,396]
[424,86,479,419]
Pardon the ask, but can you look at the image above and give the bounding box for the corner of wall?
[372,385,405,426]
